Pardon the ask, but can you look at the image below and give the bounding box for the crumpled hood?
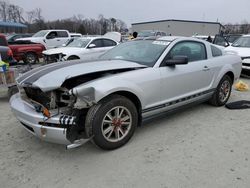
[17,60,146,92]
[43,47,84,56]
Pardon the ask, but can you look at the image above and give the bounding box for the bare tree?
[0,0,8,21]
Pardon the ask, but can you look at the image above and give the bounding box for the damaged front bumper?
[10,93,89,145]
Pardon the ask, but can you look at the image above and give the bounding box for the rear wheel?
[24,52,37,64]
[209,75,232,106]
[85,95,138,150]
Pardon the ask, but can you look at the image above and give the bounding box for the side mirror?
[164,56,188,66]
[88,44,96,48]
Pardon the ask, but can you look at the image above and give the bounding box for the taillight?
[7,49,13,57]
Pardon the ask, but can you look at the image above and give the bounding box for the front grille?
[24,87,51,108]
[44,54,60,64]
[242,63,250,67]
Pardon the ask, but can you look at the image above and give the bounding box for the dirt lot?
[1,78,250,188]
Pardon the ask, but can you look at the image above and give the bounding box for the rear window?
[211,45,222,57]
[57,31,69,38]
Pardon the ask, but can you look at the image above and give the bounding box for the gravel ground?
[0,78,250,188]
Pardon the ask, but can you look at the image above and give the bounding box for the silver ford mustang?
[10,36,242,150]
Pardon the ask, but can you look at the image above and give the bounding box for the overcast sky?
[9,0,250,26]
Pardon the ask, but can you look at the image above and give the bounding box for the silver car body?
[10,36,242,145]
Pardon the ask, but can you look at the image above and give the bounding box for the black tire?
[8,85,18,100]
[67,56,80,61]
[209,75,232,106]
[24,52,37,64]
[85,95,138,150]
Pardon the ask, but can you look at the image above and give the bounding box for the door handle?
[57,39,60,41]
[203,66,210,71]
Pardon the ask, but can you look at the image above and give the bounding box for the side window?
[211,45,222,57]
[103,39,116,47]
[156,32,161,36]
[46,31,58,39]
[166,41,207,62]
[89,39,103,48]
[57,31,69,38]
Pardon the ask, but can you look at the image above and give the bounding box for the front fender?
[71,78,146,108]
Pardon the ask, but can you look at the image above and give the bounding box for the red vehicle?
[0,34,46,64]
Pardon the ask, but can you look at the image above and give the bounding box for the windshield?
[66,38,91,48]
[6,34,14,40]
[138,31,156,37]
[32,30,49,37]
[232,36,250,47]
[100,40,170,66]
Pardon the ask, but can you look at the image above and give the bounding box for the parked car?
[17,30,71,49]
[43,36,119,63]
[225,34,250,75]
[0,34,46,64]
[10,37,241,150]
[7,33,32,44]
[224,34,242,45]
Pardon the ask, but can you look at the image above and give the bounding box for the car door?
[45,31,69,48]
[159,41,214,104]
[86,39,106,53]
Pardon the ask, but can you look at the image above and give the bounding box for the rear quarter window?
[211,45,222,57]
[57,31,69,38]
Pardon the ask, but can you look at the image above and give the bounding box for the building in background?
[132,19,224,36]
[0,21,27,33]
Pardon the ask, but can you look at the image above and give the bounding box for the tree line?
[0,0,128,34]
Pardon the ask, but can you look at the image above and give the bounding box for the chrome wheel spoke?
[106,112,113,121]
[104,126,114,135]
[115,128,120,139]
[118,127,125,137]
[118,108,124,118]
[103,120,112,124]
[107,127,114,139]
[121,115,130,122]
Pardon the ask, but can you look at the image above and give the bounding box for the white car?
[17,30,71,49]
[225,35,250,75]
[43,36,119,63]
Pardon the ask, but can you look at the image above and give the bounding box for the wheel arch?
[67,55,80,60]
[99,90,143,125]
[225,71,234,82]
[101,90,142,113]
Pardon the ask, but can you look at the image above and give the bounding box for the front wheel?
[24,52,37,64]
[209,75,232,106]
[85,95,138,150]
